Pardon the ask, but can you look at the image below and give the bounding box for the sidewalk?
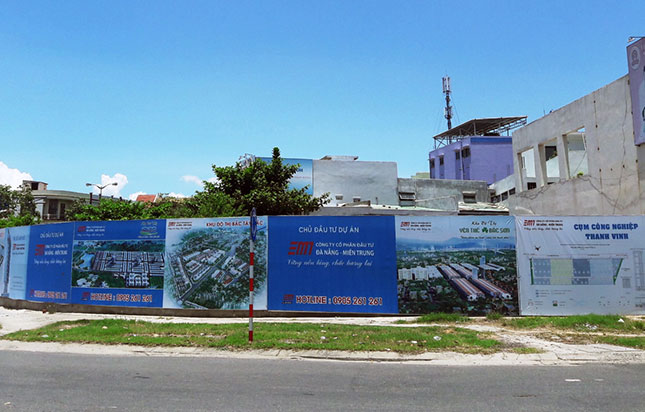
[2,307,645,366]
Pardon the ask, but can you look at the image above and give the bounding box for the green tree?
[65,193,239,221]
[176,190,241,218]
[67,198,151,221]
[66,147,327,221]
[213,147,329,215]
[0,185,39,227]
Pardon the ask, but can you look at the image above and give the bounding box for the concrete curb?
[2,339,645,366]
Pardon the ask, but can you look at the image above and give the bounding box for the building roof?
[31,190,91,202]
[456,201,509,215]
[433,117,527,141]
[135,194,158,203]
[320,155,359,161]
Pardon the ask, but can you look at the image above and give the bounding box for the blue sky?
[0,0,641,199]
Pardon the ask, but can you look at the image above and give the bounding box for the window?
[439,156,444,165]
[461,147,470,158]
[455,151,460,160]
[527,182,537,190]
[47,200,58,216]
[398,192,416,201]
[429,159,435,168]
[352,196,361,203]
[545,145,557,160]
[462,191,477,203]
[543,141,560,183]
[565,127,588,178]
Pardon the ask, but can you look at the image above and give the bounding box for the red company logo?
[35,244,45,256]
[206,222,216,227]
[524,220,536,227]
[282,294,294,304]
[288,241,313,255]
[77,226,87,232]
[168,222,177,227]
[400,221,410,227]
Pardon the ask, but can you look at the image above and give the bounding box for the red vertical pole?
[249,231,254,342]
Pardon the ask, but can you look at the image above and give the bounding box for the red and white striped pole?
[249,208,256,343]
[249,235,254,342]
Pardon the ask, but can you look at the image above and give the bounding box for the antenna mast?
[442,76,452,131]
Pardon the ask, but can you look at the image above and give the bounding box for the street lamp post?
[86,182,118,203]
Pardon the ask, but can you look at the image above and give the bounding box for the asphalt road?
[1,351,644,411]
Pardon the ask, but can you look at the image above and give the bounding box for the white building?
[23,180,99,221]
[313,155,399,206]
[398,265,442,281]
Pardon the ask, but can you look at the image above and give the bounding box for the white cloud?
[166,192,187,198]
[181,175,203,186]
[0,162,33,189]
[181,175,219,188]
[89,173,128,198]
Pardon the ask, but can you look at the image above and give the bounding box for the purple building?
[429,117,526,184]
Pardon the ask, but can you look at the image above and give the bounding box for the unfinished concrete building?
[509,75,645,215]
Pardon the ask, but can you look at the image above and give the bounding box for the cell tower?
[442,76,452,130]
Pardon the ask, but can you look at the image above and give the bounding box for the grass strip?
[415,313,470,324]
[595,336,645,349]
[511,347,543,354]
[1,319,502,354]
[501,314,645,332]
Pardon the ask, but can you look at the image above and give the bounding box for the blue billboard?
[26,223,74,303]
[268,216,398,313]
[70,220,165,307]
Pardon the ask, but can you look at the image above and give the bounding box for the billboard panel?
[516,216,645,315]
[628,38,645,145]
[26,223,74,303]
[164,217,268,309]
[70,220,166,307]
[0,226,30,300]
[395,216,517,315]
[268,216,398,313]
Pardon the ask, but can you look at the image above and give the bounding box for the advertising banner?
[628,38,645,145]
[70,220,166,307]
[517,216,645,315]
[268,216,398,313]
[0,226,30,300]
[259,157,313,195]
[396,216,517,315]
[26,223,74,303]
[164,217,268,310]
